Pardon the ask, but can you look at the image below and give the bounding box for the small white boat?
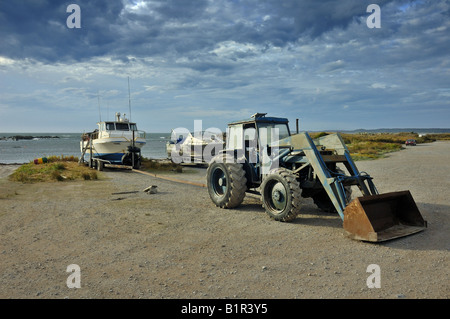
[166,131,224,164]
[80,112,146,168]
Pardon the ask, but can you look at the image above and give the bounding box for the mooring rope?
[132,169,207,188]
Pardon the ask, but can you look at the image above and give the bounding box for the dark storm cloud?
[0,0,397,63]
[0,0,124,62]
[251,0,393,40]
[2,0,449,71]
[153,0,209,20]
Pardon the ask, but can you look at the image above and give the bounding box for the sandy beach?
[0,164,21,180]
[0,142,448,299]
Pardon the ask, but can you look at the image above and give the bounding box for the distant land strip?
[0,135,60,141]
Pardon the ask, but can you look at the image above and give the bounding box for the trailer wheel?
[207,157,247,209]
[261,168,301,222]
[122,152,141,169]
[132,154,141,169]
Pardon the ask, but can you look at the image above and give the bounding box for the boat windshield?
[116,123,130,131]
[103,122,138,131]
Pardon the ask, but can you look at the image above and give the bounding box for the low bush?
[9,157,99,183]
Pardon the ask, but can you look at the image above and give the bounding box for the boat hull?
[80,138,146,164]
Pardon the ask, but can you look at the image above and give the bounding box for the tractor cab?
[226,113,291,153]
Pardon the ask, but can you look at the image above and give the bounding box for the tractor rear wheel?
[207,158,247,209]
[261,168,301,222]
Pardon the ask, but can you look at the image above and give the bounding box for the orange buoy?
[34,157,48,164]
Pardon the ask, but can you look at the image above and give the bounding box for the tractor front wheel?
[261,168,301,222]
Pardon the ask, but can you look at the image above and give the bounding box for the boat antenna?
[128,76,132,122]
[97,91,102,122]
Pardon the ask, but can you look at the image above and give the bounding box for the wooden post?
[132,129,135,168]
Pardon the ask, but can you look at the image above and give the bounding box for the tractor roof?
[228,113,289,126]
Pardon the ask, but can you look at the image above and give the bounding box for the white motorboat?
[80,112,146,168]
[166,130,224,164]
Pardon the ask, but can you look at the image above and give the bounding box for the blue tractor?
[206,113,426,242]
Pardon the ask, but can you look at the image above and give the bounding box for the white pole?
[128,77,132,122]
[98,92,101,122]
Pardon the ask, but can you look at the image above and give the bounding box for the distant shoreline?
[329,128,450,134]
[0,135,60,141]
[1,128,450,135]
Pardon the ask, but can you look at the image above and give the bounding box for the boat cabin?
[82,113,145,141]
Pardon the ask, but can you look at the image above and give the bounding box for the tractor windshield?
[257,123,290,143]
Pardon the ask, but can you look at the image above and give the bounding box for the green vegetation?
[424,133,450,141]
[46,155,79,163]
[9,155,99,183]
[310,132,448,161]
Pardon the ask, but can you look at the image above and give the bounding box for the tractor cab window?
[227,124,243,150]
[257,123,290,146]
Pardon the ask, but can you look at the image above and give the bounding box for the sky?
[0,0,449,133]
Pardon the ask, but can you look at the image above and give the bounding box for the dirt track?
[0,142,448,299]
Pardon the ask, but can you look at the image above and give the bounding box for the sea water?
[0,132,171,164]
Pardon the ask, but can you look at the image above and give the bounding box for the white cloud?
[0,56,15,67]
[371,83,387,89]
[321,60,345,73]
[210,41,259,59]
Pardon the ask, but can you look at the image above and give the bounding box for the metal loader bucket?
[343,191,427,242]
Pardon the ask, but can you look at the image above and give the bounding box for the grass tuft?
[9,156,99,183]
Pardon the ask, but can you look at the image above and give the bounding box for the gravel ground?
[0,142,448,299]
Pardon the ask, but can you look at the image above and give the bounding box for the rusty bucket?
[343,191,427,242]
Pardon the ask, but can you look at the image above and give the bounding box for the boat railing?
[99,130,146,140]
[81,131,99,140]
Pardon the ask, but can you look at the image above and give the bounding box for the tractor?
[206,113,426,242]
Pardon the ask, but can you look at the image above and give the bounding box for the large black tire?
[207,157,247,209]
[260,168,301,222]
